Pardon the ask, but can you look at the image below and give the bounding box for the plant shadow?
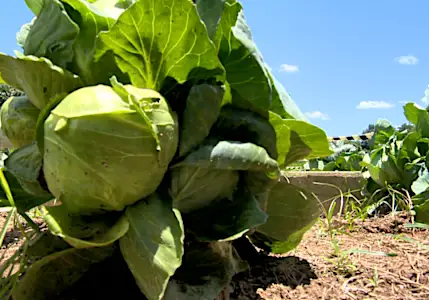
[228,255,317,299]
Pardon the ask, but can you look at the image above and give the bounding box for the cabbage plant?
[0,0,333,299]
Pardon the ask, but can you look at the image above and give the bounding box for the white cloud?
[395,55,419,65]
[356,101,395,109]
[279,64,299,73]
[304,111,330,120]
[398,100,410,104]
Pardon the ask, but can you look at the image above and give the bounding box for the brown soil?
[1,212,428,300]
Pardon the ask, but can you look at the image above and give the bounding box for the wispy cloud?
[356,101,395,109]
[398,100,410,104]
[279,64,299,73]
[304,111,330,120]
[395,55,419,65]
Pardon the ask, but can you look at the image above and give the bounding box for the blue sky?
[2,1,429,136]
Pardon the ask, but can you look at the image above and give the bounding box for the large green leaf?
[164,240,247,300]
[173,140,278,172]
[170,167,239,213]
[404,103,429,138]
[211,106,278,159]
[4,143,51,197]
[268,114,333,167]
[120,193,184,300]
[42,205,129,248]
[213,0,271,114]
[60,0,130,84]
[184,185,268,241]
[415,201,429,224]
[11,246,115,300]
[0,53,83,109]
[179,84,225,157]
[24,0,79,70]
[255,175,320,254]
[195,0,226,40]
[95,0,225,92]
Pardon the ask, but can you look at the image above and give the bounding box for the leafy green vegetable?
[43,84,178,214]
[0,96,40,148]
[0,0,335,298]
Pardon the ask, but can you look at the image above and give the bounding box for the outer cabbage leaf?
[179,84,225,157]
[173,140,278,172]
[43,84,178,214]
[269,113,333,167]
[254,175,320,254]
[184,185,268,242]
[170,167,239,213]
[94,0,225,92]
[164,240,247,300]
[0,96,40,148]
[213,0,271,114]
[0,170,53,211]
[24,0,79,70]
[4,143,51,198]
[210,106,278,159]
[0,53,83,109]
[119,193,184,300]
[41,205,129,248]
[11,246,115,300]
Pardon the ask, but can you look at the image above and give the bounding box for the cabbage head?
[43,84,178,215]
[0,95,40,148]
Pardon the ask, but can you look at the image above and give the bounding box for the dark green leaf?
[211,106,278,159]
[179,84,225,157]
[195,0,226,40]
[5,143,51,197]
[164,240,247,300]
[174,140,278,172]
[120,193,184,300]
[0,170,52,211]
[171,167,239,213]
[255,175,320,254]
[184,185,268,241]
[11,246,115,300]
[214,1,271,113]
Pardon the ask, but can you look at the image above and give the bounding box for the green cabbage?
[43,84,178,214]
[0,95,40,148]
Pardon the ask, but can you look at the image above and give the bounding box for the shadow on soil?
[229,255,317,299]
